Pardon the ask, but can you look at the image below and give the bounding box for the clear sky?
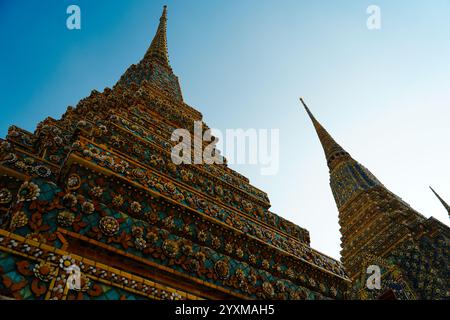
[1,0,449,259]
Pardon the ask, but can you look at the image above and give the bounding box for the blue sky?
[1,0,449,259]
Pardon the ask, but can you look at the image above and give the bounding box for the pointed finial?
[115,5,183,101]
[300,97,316,122]
[145,5,171,68]
[162,5,168,20]
[300,98,351,171]
[430,186,450,216]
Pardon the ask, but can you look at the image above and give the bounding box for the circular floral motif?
[34,165,52,178]
[62,193,77,208]
[67,174,81,190]
[112,195,124,207]
[90,186,103,198]
[197,230,208,242]
[262,281,275,298]
[162,240,179,258]
[146,212,159,224]
[214,260,230,280]
[0,188,12,204]
[130,201,142,214]
[99,216,120,237]
[146,231,158,243]
[236,248,244,259]
[59,255,75,270]
[58,211,75,227]
[17,181,40,202]
[131,226,144,237]
[10,211,28,229]
[132,144,143,156]
[33,262,56,282]
[225,242,233,254]
[211,236,221,249]
[81,201,95,215]
[134,237,147,250]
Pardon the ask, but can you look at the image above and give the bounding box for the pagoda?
[301,99,449,300]
[0,6,350,300]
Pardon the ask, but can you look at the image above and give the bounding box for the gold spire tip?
[161,5,168,19]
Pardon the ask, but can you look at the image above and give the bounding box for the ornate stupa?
[0,6,350,300]
[301,98,449,299]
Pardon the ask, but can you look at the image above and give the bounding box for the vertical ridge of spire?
[430,186,450,216]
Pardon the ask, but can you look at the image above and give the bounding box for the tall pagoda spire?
[144,5,171,69]
[430,186,450,216]
[116,5,183,101]
[300,98,351,171]
[300,98,383,209]
[300,98,440,285]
